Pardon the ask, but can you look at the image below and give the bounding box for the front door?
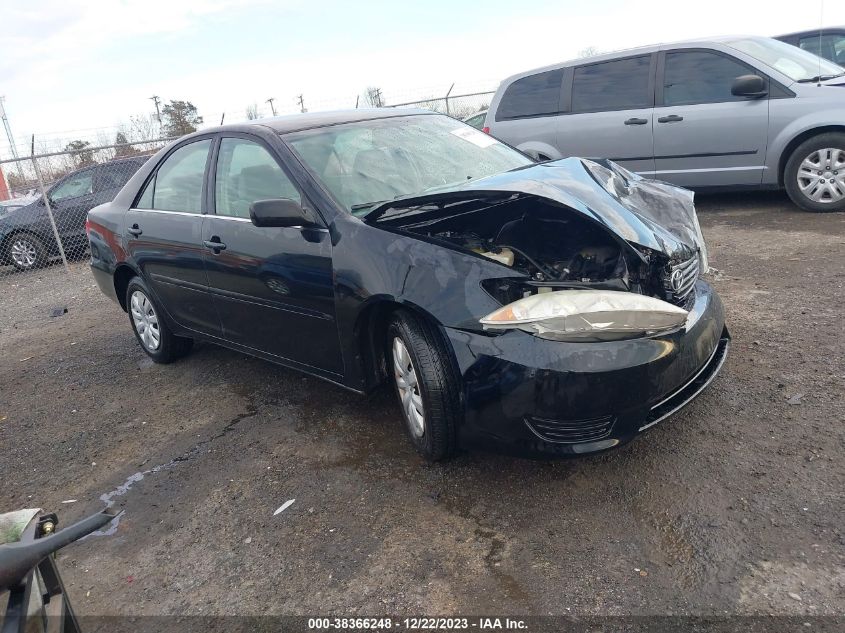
[557,54,656,175]
[652,49,770,188]
[48,167,97,251]
[202,136,342,375]
[125,138,220,335]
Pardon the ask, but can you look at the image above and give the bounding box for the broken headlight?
[479,289,688,342]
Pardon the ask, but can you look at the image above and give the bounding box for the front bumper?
[445,280,729,457]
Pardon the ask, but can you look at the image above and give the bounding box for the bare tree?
[246,103,260,120]
[578,46,601,58]
[114,131,141,158]
[64,140,96,168]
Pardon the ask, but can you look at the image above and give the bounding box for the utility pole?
[149,95,162,123]
[266,98,277,116]
[0,96,25,183]
[296,94,307,113]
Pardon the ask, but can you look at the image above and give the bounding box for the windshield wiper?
[797,72,845,83]
[350,200,388,211]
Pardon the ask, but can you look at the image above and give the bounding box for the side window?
[571,56,652,112]
[142,140,211,213]
[214,138,300,219]
[51,171,94,202]
[663,51,754,106]
[496,69,563,120]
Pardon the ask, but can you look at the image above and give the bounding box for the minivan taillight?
[482,126,490,135]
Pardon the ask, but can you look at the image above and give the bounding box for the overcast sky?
[2,0,844,154]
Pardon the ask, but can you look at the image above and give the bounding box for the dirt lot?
[0,191,843,618]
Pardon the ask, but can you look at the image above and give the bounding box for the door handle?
[657,115,684,123]
[127,224,142,236]
[203,238,227,253]
[624,117,648,125]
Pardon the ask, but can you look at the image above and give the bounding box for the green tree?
[113,131,140,158]
[65,140,96,167]
[161,100,203,137]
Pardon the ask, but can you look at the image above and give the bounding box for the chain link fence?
[0,138,172,275]
[385,89,493,122]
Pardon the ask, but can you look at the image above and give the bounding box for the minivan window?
[663,50,753,106]
[215,138,300,219]
[571,55,652,113]
[138,140,211,213]
[496,69,563,120]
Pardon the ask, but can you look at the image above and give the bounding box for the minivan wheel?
[7,233,46,271]
[784,133,845,212]
[386,311,460,461]
[125,277,193,363]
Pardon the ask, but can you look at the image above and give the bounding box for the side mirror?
[249,198,319,228]
[731,74,768,98]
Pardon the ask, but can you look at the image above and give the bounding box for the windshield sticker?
[450,127,498,148]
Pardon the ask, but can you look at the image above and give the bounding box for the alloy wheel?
[130,290,161,351]
[392,337,425,438]
[796,147,845,204]
[10,239,37,269]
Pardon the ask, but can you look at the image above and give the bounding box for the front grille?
[666,255,699,303]
[524,414,615,444]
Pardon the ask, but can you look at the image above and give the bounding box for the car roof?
[204,108,437,136]
[776,26,845,38]
[498,35,768,85]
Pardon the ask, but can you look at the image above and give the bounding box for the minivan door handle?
[624,117,648,125]
[203,237,227,253]
[127,224,142,236]
[657,115,684,123]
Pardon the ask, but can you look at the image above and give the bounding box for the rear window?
[571,55,652,112]
[496,69,563,120]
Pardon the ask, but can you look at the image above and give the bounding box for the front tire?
[784,133,845,212]
[386,311,461,461]
[125,277,193,363]
[6,233,47,271]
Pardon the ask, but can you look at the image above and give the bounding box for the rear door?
[652,48,769,188]
[125,137,221,335]
[202,134,342,375]
[557,54,656,175]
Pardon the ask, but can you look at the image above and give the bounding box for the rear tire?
[784,133,845,212]
[6,233,47,271]
[386,310,461,461]
[125,277,193,364]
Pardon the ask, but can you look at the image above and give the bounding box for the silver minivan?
[486,36,845,212]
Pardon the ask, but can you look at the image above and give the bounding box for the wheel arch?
[778,125,845,186]
[113,263,141,312]
[353,297,449,391]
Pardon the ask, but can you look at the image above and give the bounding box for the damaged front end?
[365,157,708,341]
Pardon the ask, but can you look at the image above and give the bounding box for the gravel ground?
[0,191,843,618]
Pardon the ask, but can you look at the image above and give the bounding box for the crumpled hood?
[366,157,707,267]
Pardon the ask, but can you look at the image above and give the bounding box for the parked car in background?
[776,27,845,65]
[462,109,488,130]
[485,36,845,212]
[87,110,727,461]
[0,155,148,271]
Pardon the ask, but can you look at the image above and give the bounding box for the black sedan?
[87,110,729,460]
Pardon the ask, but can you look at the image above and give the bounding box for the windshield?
[285,114,533,216]
[725,37,843,82]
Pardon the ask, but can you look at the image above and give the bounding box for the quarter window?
[137,140,211,213]
[571,56,652,112]
[663,51,754,106]
[496,69,563,120]
[214,139,300,219]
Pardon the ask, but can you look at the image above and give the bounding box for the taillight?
[482,126,490,134]
[85,218,92,235]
